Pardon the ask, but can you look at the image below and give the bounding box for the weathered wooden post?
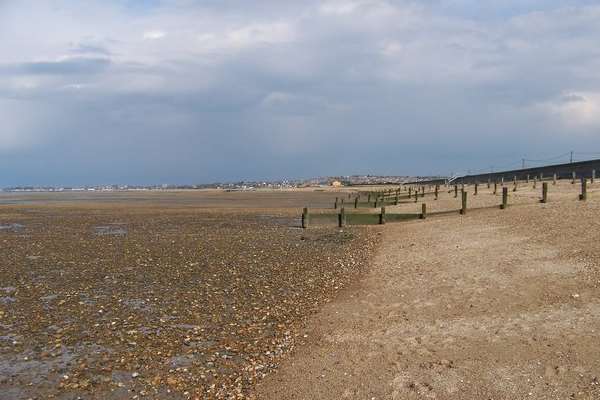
[368,193,371,202]
[526,174,530,183]
[540,182,548,203]
[580,178,587,201]
[513,178,517,192]
[487,179,491,189]
[409,187,412,198]
[533,177,537,189]
[501,177,504,187]
[553,173,557,185]
[334,197,338,209]
[395,192,399,205]
[420,203,427,219]
[572,171,576,184]
[460,191,467,215]
[414,190,418,203]
[341,198,344,207]
[454,185,458,198]
[379,206,386,225]
[500,187,508,209]
[540,172,544,180]
[593,170,596,184]
[354,197,359,209]
[421,186,425,197]
[474,183,478,195]
[338,207,346,227]
[435,185,439,200]
[374,197,378,208]
[494,182,498,195]
[301,207,309,229]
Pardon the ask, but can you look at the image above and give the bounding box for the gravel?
[0,198,378,399]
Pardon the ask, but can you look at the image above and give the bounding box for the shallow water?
[0,223,24,232]
[94,225,127,236]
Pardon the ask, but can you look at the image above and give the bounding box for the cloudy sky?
[2,0,600,186]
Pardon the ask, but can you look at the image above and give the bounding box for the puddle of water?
[0,348,75,384]
[173,323,200,331]
[40,294,58,302]
[169,354,196,368]
[122,299,152,312]
[0,334,20,344]
[138,326,161,336]
[0,297,16,305]
[94,225,127,236]
[0,223,24,232]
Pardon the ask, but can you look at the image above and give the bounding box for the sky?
[2,0,600,186]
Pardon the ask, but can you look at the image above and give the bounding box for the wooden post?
[494,182,498,195]
[580,178,587,201]
[301,207,309,229]
[421,186,425,197]
[368,193,371,202]
[487,179,491,189]
[420,203,427,219]
[572,171,576,184]
[513,176,517,186]
[540,172,544,180]
[541,182,548,203]
[374,197,378,208]
[513,180,517,192]
[338,207,346,227]
[474,183,478,195]
[454,185,458,198]
[334,197,338,209]
[379,206,386,225]
[593,170,596,184]
[500,187,508,209]
[460,191,467,215]
[395,192,399,205]
[341,198,344,207]
[414,190,418,203]
[553,173,557,185]
[533,177,537,189]
[409,187,412,198]
[526,174,530,183]
[435,185,439,200]
[501,177,504,187]
[354,197,359,209]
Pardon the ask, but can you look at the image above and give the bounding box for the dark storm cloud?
[0,57,111,76]
[2,0,600,186]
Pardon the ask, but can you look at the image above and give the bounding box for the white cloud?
[226,22,294,48]
[318,1,363,15]
[536,92,600,130]
[143,30,167,40]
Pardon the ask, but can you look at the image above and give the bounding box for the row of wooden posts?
[302,175,591,228]
[332,185,437,210]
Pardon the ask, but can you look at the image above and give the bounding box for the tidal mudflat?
[0,190,378,399]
